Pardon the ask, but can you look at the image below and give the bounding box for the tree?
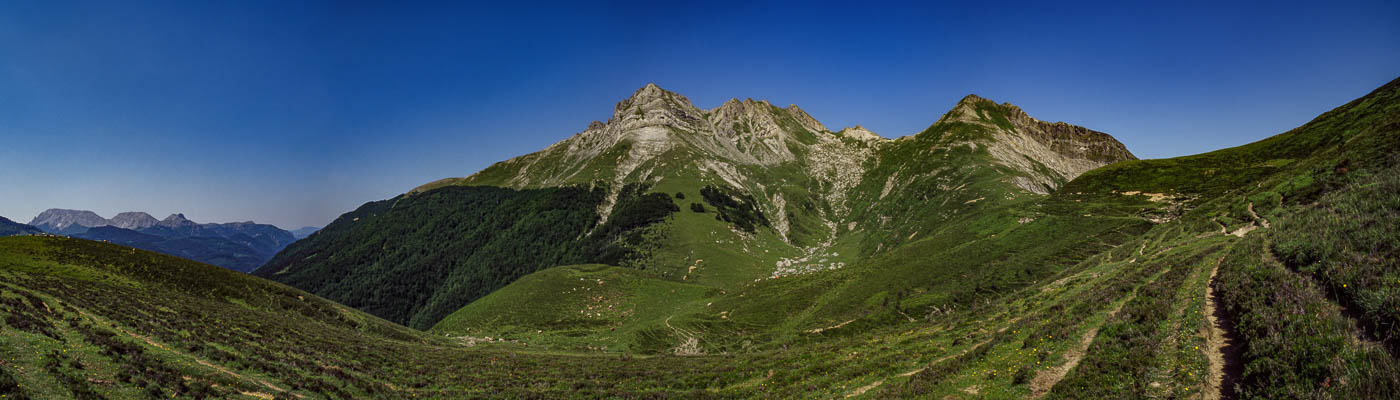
[690,203,705,213]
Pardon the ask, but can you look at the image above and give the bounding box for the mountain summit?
[29,209,110,234]
[418,84,1132,197]
[110,211,159,229]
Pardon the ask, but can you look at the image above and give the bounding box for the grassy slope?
[0,237,753,399]
[1044,76,1400,399]
[430,264,719,353]
[255,184,684,330]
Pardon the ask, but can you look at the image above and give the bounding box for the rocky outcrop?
[838,126,883,142]
[1003,103,1137,166]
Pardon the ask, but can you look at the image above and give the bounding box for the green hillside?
[254,184,678,330]
[0,216,41,237]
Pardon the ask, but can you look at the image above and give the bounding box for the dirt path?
[844,379,884,398]
[808,318,858,334]
[1228,202,1269,237]
[1028,297,1130,399]
[842,336,996,398]
[1203,257,1242,400]
[1246,201,1270,228]
[664,315,703,355]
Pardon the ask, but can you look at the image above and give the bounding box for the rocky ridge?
[410,84,1138,277]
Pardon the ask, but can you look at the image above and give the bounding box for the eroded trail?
[1028,299,1129,399]
[1203,257,1242,400]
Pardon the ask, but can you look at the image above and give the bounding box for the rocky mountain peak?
[605,83,707,133]
[923,94,1137,193]
[838,125,883,142]
[110,212,159,230]
[159,213,197,228]
[936,94,1002,125]
[29,209,109,230]
[957,93,990,104]
[613,84,700,118]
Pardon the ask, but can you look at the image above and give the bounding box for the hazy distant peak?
[110,211,159,229]
[158,213,197,228]
[29,208,109,230]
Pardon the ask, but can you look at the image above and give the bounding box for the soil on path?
[1203,257,1243,400]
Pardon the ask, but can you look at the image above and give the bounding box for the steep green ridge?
[255,184,679,330]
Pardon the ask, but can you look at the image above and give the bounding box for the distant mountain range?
[27,209,297,272]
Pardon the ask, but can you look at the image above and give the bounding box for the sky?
[1,1,1398,229]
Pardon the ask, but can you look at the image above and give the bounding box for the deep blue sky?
[2,1,1398,228]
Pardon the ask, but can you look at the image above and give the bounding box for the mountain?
[109,211,159,229]
[26,209,296,272]
[290,226,320,239]
[7,77,1398,399]
[263,83,1137,330]
[29,208,110,234]
[0,216,42,236]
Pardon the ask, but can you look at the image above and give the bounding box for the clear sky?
[2,1,1398,229]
